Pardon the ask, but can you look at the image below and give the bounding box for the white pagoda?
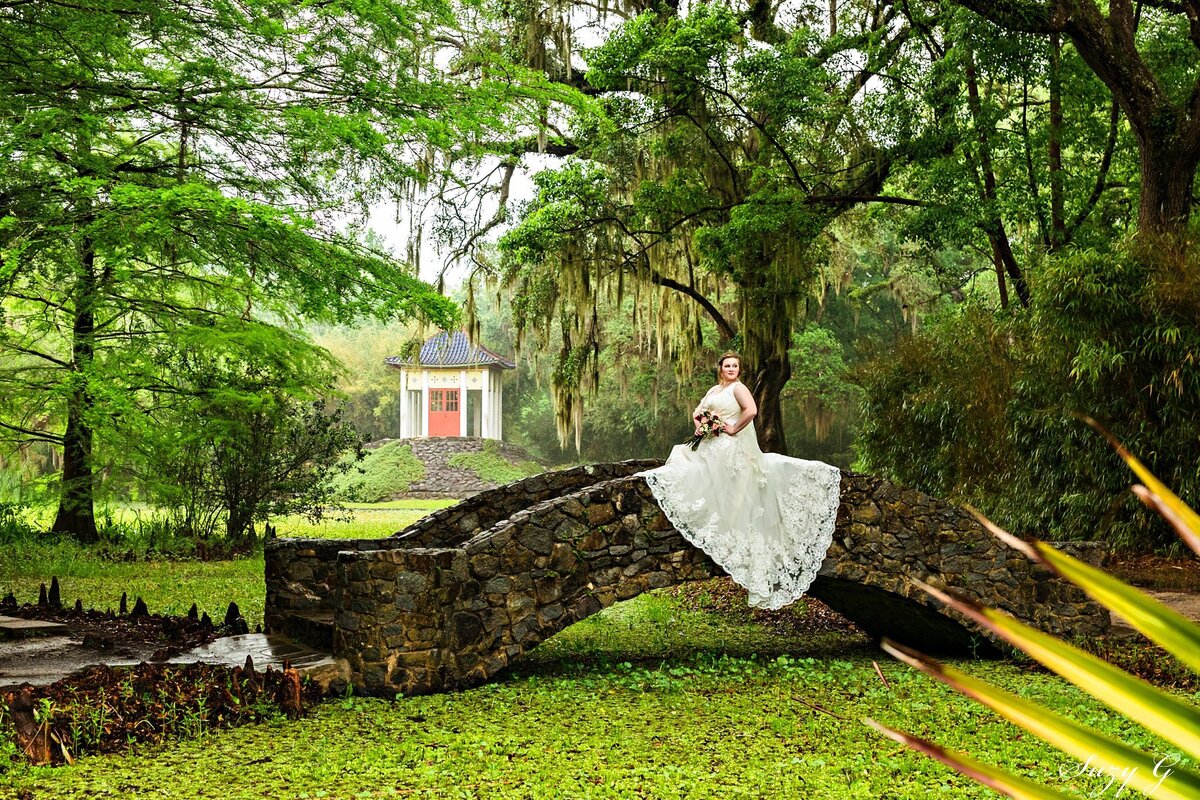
[385,331,515,440]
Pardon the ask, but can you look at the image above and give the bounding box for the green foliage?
[783,327,867,467]
[447,440,543,485]
[858,241,1200,549]
[329,442,426,503]
[0,0,460,539]
[311,321,426,440]
[0,591,1176,798]
[139,348,365,548]
[490,1,922,452]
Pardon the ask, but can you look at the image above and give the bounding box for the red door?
[428,389,460,436]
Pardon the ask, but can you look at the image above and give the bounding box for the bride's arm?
[724,383,757,435]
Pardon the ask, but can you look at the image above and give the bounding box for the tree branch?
[645,269,737,342]
[0,419,63,445]
[950,0,1068,33]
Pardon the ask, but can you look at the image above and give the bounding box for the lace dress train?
[638,382,842,609]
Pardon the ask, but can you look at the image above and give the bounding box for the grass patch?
[273,507,435,540]
[330,442,426,502]
[341,499,457,511]
[448,440,544,485]
[0,549,263,625]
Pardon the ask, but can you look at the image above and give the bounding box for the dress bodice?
[699,382,744,425]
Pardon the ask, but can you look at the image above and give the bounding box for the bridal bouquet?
[685,410,724,451]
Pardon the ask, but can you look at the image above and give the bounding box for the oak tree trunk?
[1136,139,1198,236]
[748,352,791,456]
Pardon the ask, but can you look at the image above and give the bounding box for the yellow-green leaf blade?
[1034,541,1200,675]
[1110,439,1200,540]
[977,603,1200,759]
[866,718,1074,800]
[883,641,1200,800]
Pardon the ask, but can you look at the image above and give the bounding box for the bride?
[639,352,842,609]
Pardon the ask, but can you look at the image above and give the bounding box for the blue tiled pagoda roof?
[385,330,515,369]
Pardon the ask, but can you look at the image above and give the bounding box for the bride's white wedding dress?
[639,381,842,609]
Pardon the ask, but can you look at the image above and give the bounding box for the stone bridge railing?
[264,461,660,648]
[266,463,1110,696]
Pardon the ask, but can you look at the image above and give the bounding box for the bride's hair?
[716,351,742,376]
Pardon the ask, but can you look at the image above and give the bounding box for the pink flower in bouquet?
[685,410,723,451]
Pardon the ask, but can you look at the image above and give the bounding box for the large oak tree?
[457,0,923,454]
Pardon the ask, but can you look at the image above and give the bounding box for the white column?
[480,368,492,439]
[459,369,468,437]
[398,368,408,437]
[495,376,503,440]
[420,370,430,437]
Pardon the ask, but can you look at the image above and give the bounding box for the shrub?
[448,440,543,485]
[857,240,1200,550]
[330,441,425,502]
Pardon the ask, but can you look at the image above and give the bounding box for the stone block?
[572,594,602,619]
[395,571,429,594]
[616,578,645,600]
[484,576,513,594]
[482,607,509,632]
[370,561,399,580]
[507,593,535,615]
[646,512,674,533]
[555,516,589,542]
[288,563,316,582]
[541,603,564,621]
[587,503,617,526]
[535,579,561,604]
[578,529,606,552]
[512,615,538,642]
[453,612,484,648]
[470,554,500,579]
[593,566,622,586]
[851,503,881,524]
[518,526,555,555]
[549,542,578,573]
[397,650,438,668]
[646,571,672,589]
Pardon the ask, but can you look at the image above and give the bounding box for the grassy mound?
[329,441,425,502]
[447,439,544,485]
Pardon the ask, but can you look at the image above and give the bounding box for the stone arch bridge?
[265,461,1108,696]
